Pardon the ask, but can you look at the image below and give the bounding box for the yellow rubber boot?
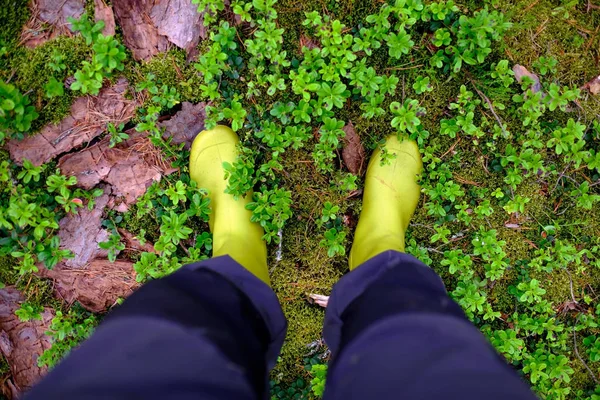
[349,135,423,270]
[189,125,270,285]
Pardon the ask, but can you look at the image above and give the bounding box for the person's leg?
[26,126,285,400]
[323,135,536,400]
[26,257,285,400]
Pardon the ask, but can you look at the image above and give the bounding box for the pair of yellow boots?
[190,126,422,286]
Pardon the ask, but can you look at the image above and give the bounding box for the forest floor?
[1,0,600,399]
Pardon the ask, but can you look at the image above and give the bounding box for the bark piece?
[513,64,542,93]
[341,121,366,175]
[94,0,116,36]
[57,191,111,269]
[113,0,206,61]
[158,102,207,149]
[37,0,84,29]
[58,130,175,212]
[38,260,139,313]
[583,75,600,95]
[0,287,53,397]
[7,78,136,166]
[112,0,170,61]
[20,0,84,48]
[151,0,207,53]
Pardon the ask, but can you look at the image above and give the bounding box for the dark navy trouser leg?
[323,250,537,400]
[25,256,286,400]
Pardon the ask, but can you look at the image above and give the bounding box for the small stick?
[468,78,508,138]
[523,0,541,12]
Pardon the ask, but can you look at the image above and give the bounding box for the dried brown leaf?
[513,64,542,93]
[341,121,366,175]
[583,75,600,95]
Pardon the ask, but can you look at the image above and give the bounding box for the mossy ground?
[2,0,600,397]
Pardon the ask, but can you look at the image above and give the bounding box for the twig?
[425,247,444,254]
[573,317,599,385]
[552,164,571,193]
[441,137,461,158]
[565,269,578,305]
[522,0,541,12]
[468,78,508,138]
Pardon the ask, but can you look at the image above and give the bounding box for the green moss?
[124,49,207,106]
[9,35,92,131]
[0,256,18,287]
[0,0,30,44]
[16,274,63,311]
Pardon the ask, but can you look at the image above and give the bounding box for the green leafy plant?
[98,233,125,262]
[0,82,39,142]
[38,309,97,368]
[320,227,346,257]
[44,77,64,98]
[15,302,43,322]
[533,56,558,75]
[309,364,327,397]
[107,122,129,148]
[413,76,433,94]
[246,186,292,243]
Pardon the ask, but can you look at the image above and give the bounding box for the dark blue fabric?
[25,251,536,400]
[322,251,536,400]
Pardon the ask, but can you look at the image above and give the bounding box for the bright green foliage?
[70,61,104,94]
[38,309,97,368]
[15,302,43,322]
[220,97,247,131]
[583,336,600,362]
[44,77,64,98]
[390,99,423,133]
[413,76,432,94]
[319,202,339,226]
[0,82,39,142]
[246,186,292,243]
[1,163,101,275]
[320,228,346,257]
[107,122,129,148]
[386,28,414,59]
[131,179,212,282]
[192,0,226,26]
[3,0,600,396]
[533,56,558,75]
[69,14,105,45]
[223,146,257,199]
[309,364,327,397]
[48,49,67,72]
[98,233,125,262]
[92,34,127,73]
[68,14,127,95]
